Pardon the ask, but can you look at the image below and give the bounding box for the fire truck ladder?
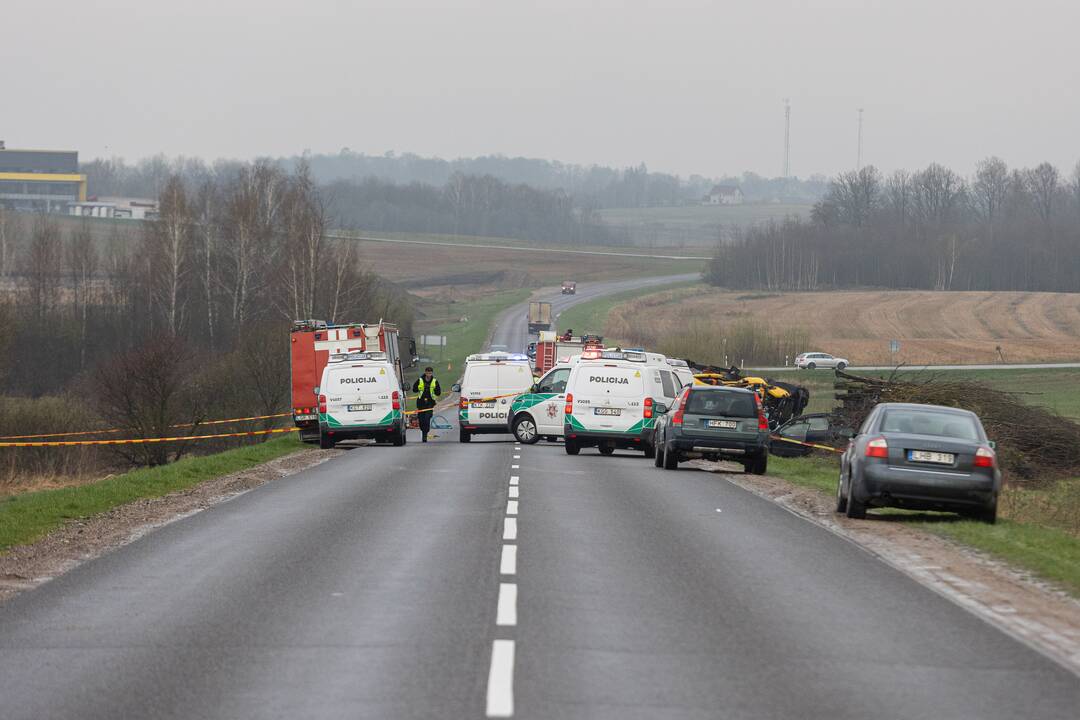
[539,342,556,371]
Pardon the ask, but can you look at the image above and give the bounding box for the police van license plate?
[473,401,495,408]
[707,420,738,429]
[348,404,373,412]
[908,450,954,464]
[594,408,621,416]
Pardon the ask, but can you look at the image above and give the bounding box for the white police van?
[453,351,535,443]
[317,351,406,448]
[561,348,682,456]
[507,356,582,444]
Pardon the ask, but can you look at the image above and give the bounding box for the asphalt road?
[1,277,1077,719]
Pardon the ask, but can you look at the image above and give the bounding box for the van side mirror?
[531,382,539,393]
[451,383,462,393]
[654,402,668,414]
[838,428,854,440]
[988,440,996,450]
[313,386,320,395]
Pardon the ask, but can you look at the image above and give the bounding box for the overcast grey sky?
[3,0,1077,179]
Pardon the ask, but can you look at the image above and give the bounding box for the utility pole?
[782,98,791,178]
[856,108,864,170]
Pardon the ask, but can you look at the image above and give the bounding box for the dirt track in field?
[636,289,1080,364]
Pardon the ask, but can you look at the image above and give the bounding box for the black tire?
[807,362,817,370]
[319,431,335,450]
[565,439,580,455]
[598,445,615,456]
[392,426,405,446]
[845,476,867,519]
[643,440,656,459]
[512,415,540,444]
[835,469,848,513]
[459,428,471,443]
[654,440,664,467]
[662,443,679,470]
[836,362,847,370]
[971,503,997,524]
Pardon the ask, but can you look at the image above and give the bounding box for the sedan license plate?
[594,407,621,416]
[908,450,954,464]
[707,420,738,429]
[348,404,373,412]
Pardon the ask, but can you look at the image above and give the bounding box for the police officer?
[411,367,442,442]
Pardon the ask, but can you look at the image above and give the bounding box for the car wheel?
[643,440,656,459]
[807,362,816,370]
[513,415,540,444]
[971,504,997,524]
[459,428,471,443]
[319,432,335,450]
[393,428,405,446]
[835,468,848,513]
[743,452,767,475]
[599,445,615,456]
[662,443,679,470]
[836,362,847,370]
[565,439,580,455]
[845,475,867,519]
[654,439,664,467]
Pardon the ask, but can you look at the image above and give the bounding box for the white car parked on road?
[795,352,849,370]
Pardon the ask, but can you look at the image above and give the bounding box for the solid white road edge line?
[500,544,517,575]
[509,486,519,499]
[497,583,518,626]
[506,500,518,515]
[486,639,515,718]
[503,517,518,540]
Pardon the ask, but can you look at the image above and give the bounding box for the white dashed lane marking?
[496,582,518,626]
[503,517,517,540]
[500,544,517,575]
[486,639,515,717]
[509,475,519,485]
[506,500,518,515]
[508,485,519,498]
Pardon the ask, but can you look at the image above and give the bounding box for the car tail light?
[754,394,768,431]
[672,392,689,425]
[391,390,401,410]
[318,394,327,413]
[564,393,573,415]
[643,397,653,419]
[866,437,888,458]
[974,446,996,468]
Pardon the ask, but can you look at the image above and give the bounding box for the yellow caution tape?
[770,435,845,454]
[0,427,299,448]
[0,412,293,441]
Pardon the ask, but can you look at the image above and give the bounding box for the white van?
[562,349,681,456]
[666,358,695,389]
[453,352,535,443]
[318,351,406,448]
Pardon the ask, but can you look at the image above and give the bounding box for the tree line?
[706,159,1080,292]
[0,161,412,466]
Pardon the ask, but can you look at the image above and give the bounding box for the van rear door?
[570,364,646,433]
[322,365,395,428]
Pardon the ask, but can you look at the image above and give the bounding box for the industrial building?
[0,142,87,212]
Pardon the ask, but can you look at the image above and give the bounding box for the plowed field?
[627,289,1080,364]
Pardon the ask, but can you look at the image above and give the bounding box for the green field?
[597,203,811,247]
[0,436,305,552]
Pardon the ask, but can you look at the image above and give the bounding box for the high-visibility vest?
[416,378,437,397]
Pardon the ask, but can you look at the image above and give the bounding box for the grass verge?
[0,436,305,552]
[766,454,1080,597]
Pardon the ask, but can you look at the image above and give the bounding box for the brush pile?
[834,370,1080,480]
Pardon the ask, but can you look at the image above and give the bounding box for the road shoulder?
[0,447,341,603]
[699,461,1080,677]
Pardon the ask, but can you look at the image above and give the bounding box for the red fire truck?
[290,320,411,442]
[532,330,604,374]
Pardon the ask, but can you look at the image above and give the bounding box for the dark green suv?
[653,385,771,473]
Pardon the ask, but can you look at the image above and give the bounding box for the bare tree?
[21,213,62,322]
[972,157,1010,239]
[193,178,221,349]
[145,175,194,335]
[278,161,326,321]
[1025,162,1060,229]
[67,220,98,369]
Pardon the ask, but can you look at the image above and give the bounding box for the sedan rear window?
[880,410,979,440]
[687,391,756,418]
